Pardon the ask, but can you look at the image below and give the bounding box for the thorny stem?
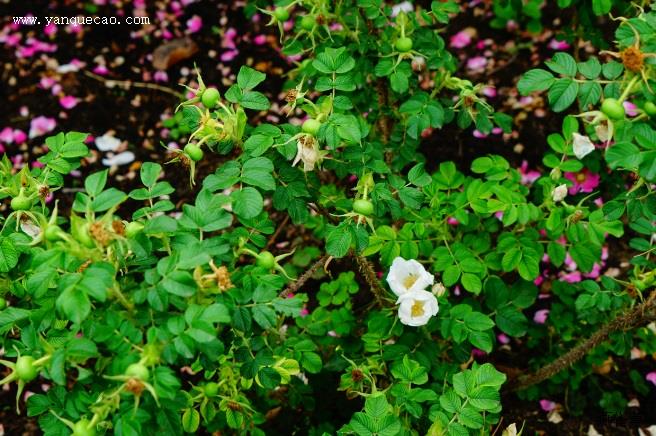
[278,254,330,298]
[507,291,656,392]
[352,252,392,308]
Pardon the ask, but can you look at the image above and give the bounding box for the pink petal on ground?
[93,65,109,75]
[548,40,570,50]
[44,23,57,36]
[254,34,267,45]
[467,56,487,70]
[450,30,472,49]
[220,50,238,62]
[497,333,510,344]
[646,372,656,386]
[59,95,79,109]
[0,127,13,143]
[153,71,168,82]
[13,129,27,143]
[540,400,556,412]
[186,15,202,33]
[40,76,57,89]
[623,101,638,117]
[29,116,56,138]
[533,309,549,324]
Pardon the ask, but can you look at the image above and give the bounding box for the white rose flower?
[552,184,568,202]
[386,257,434,297]
[396,289,439,327]
[572,133,595,160]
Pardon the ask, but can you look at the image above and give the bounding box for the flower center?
[576,173,586,183]
[403,274,418,290]
[411,300,425,317]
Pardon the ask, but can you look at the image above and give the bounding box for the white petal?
[102,151,135,166]
[95,134,121,152]
[391,1,413,17]
[552,184,567,202]
[396,290,439,327]
[572,133,595,160]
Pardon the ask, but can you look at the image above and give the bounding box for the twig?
[507,292,656,391]
[266,215,290,249]
[352,252,392,308]
[82,70,183,98]
[278,254,329,297]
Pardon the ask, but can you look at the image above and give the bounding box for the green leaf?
[518,69,554,95]
[0,238,18,273]
[464,312,494,331]
[56,286,91,324]
[606,142,642,170]
[84,170,108,197]
[237,66,266,90]
[240,91,270,110]
[231,187,263,219]
[548,78,579,112]
[545,52,577,76]
[577,57,601,79]
[364,394,391,419]
[241,157,275,191]
[140,162,161,187]
[461,273,482,293]
[326,225,352,258]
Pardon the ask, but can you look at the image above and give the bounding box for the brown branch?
[507,292,656,392]
[278,254,329,297]
[82,70,182,98]
[266,215,290,249]
[352,253,393,308]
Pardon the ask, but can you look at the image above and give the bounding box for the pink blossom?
[473,129,487,138]
[540,399,556,412]
[4,33,21,47]
[533,309,549,324]
[59,95,79,109]
[583,263,602,279]
[220,50,239,62]
[29,116,56,139]
[186,15,202,33]
[466,56,487,70]
[646,372,656,386]
[623,101,638,117]
[492,127,503,135]
[450,30,472,49]
[32,161,44,168]
[534,275,544,286]
[300,307,309,317]
[519,160,541,185]
[447,217,459,226]
[548,39,570,50]
[564,170,600,194]
[0,144,4,153]
[497,333,510,344]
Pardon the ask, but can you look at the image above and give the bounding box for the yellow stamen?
[403,274,418,290]
[411,300,425,317]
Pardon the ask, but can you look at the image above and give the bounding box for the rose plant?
[0,1,655,435]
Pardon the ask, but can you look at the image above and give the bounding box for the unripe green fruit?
[125,222,144,238]
[125,362,150,381]
[601,98,625,120]
[204,382,219,397]
[300,16,315,31]
[302,119,322,136]
[273,7,289,22]
[256,251,276,269]
[72,419,96,436]
[10,195,32,211]
[45,225,65,242]
[353,199,374,216]
[184,144,204,161]
[201,87,220,109]
[395,37,413,53]
[15,356,38,382]
[0,297,6,310]
[644,101,656,117]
